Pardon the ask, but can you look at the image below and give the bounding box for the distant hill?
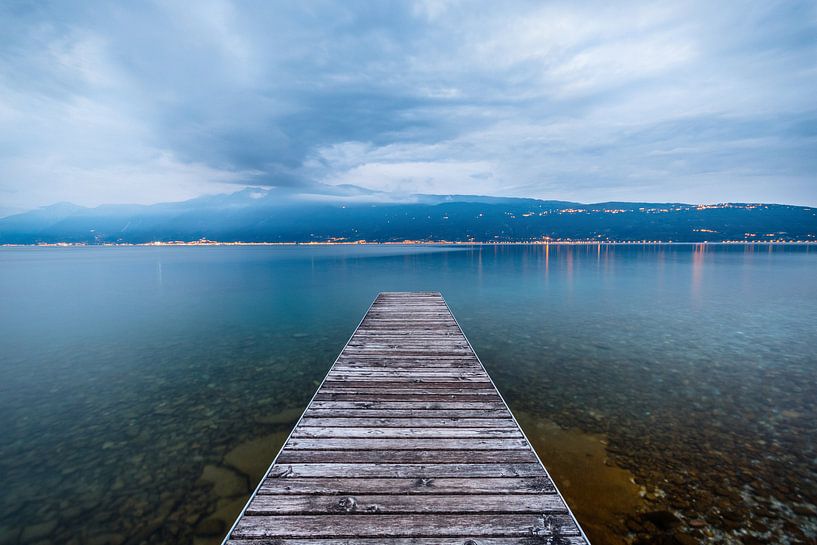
[1,188,815,243]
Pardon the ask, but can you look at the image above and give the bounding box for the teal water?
[1,244,815,545]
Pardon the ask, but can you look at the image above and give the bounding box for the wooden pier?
[224,292,590,544]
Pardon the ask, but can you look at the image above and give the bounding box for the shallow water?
[0,244,815,545]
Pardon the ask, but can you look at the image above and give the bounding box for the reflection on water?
[0,244,815,545]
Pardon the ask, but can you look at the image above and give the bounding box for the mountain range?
[1,188,815,244]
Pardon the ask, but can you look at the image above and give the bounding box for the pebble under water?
[0,244,815,545]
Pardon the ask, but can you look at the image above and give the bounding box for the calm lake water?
[1,244,815,545]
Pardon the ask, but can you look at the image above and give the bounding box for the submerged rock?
[641,510,680,531]
[20,520,56,542]
[194,518,225,537]
[85,533,125,545]
[671,532,698,545]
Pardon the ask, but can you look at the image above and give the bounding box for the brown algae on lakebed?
[193,430,289,545]
[516,412,647,545]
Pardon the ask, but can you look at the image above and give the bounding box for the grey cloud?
[0,0,815,211]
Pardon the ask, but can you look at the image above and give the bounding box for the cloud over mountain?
[1,1,816,214]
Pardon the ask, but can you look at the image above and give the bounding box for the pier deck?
[224,292,590,544]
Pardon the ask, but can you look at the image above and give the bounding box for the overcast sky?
[1,0,816,214]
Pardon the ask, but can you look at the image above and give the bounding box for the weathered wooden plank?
[356,324,462,330]
[276,449,538,464]
[358,326,460,330]
[308,400,506,410]
[339,346,473,350]
[354,327,462,332]
[337,364,476,369]
[362,313,454,317]
[367,300,448,303]
[361,320,457,324]
[344,344,470,348]
[350,334,462,338]
[334,357,480,362]
[359,319,459,323]
[335,354,475,360]
[329,370,484,377]
[362,317,458,320]
[364,309,452,312]
[369,299,447,302]
[265,463,545,478]
[356,326,456,331]
[303,409,512,419]
[322,378,493,386]
[326,377,485,384]
[245,494,567,515]
[322,380,492,388]
[346,345,471,350]
[290,427,523,439]
[327,373,485,380]
[257,477,556,495]
[325,373,486,380]
[285,438,529,450]
[362,311,452,314]
[334,360,480,366]
[231,514,579,538]
[342,337,468,341]
[331,368,481,374]
[366,301,448,304]
[341,342,470,348]
[321,382,496,395]
[346,339,470,346]
[377,294,445,297]
[367,299,449,303]
[337,355,476,361]
[298,417,517,427]
[227,538,588,545]
[368,299,447,302]
[313,393,501,402]
[346,338,465,342]
[318,387,498,396]
[345,345,472,351]
[350,332,463,337]
[363,315,456,318]
[331,363,481,369]
[347,340,466,345]
[374,296,446,298]
[363,310,451,313]
[331,367,481,373]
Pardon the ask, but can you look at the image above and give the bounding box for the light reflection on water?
[0,244,815,545]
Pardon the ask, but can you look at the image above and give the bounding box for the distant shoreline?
[3,240,816,248]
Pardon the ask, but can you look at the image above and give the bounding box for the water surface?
[1,244,815,545]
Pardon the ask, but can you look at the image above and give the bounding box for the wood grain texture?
[290,427,523,439]
[275,449,538,465]
[245,494,566,514]
[227,538,588,545]
[308,400,506,410]
[223,292,589,544]
[298,417,518,427]
[257,477,556,495]
[285,437,530,450]
[231,514,580,538]
[265,463,546,478]
[303,408,513,418]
